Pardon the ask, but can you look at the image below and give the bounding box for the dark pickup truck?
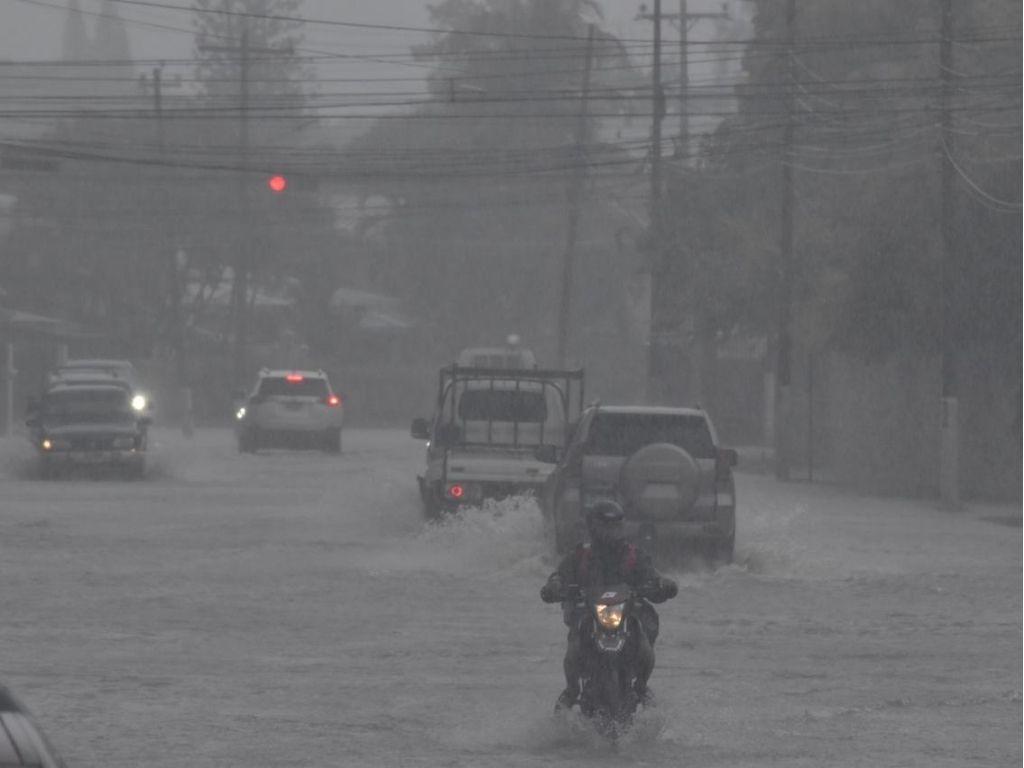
[27,382,150,479]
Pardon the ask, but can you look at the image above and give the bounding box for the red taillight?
[447,484,465,500]
[327,394,341,407]
[286,373,304,383]
[715,448,738,481]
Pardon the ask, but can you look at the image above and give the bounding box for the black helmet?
[586,499,626,545]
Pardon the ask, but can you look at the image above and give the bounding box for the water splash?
[358,495,551,577]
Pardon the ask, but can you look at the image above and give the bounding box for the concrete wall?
[783,347,1021,502]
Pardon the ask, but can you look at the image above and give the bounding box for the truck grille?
[69,436,117,451]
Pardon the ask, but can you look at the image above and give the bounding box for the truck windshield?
[457,389,547,423]
[587,413,716,459]
[43,389,131,424]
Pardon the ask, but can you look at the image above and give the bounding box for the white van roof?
[456,346,536,369]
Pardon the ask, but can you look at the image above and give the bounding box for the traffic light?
[266,174,288,194]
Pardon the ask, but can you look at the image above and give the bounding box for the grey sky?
[0,1,665,63]
[0,0,750,146]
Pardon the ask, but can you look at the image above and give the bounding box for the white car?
[235,369,343,453]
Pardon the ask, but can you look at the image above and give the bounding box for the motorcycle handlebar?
[559,583,666,602]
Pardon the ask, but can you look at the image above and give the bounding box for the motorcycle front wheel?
[584,664,637,739]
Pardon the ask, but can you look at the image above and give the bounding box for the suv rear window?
[457,390,548,423]
[587,413,716,459]
[258,377,329,398]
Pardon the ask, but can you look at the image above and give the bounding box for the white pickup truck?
[410,360,584,518]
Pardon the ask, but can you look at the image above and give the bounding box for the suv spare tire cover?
[619,442,700,518]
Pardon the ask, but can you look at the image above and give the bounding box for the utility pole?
[678,0,689,158]
[556,24,595,367]
[642,0,667,403]
[149,64,193,436]
[231,25,252,389]
[200,26,291,387]
[774,0,796,481]
[673,1,728,161]
[638,1,729,405]
[938,0,959,508]
[142,66,190,434]
[676,1,728,407]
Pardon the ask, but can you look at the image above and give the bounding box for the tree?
[188,1,352,369]
[192,0,308,104]
[692,0,1020,363]
[344,1,639,360]
[689,0,1020,493]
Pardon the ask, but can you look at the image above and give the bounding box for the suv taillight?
[326,394,341,407]
[715,448,738,481]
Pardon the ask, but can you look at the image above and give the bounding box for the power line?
[2,68,1016,95]
[105,0,651,44]
[1,100,1016,119]
[21,0,1022,49]
[941,135,1022,210]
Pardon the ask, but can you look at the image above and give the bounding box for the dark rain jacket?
[541,540,673,604]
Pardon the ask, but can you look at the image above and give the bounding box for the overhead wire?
[2,2,1016,195]
[16,0,1022,51]
[100,0,1024,50]
[941,135,1022,211]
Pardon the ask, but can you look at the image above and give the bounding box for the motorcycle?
[559,582,658,737]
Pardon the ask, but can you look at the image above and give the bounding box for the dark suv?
[540,405,738,562]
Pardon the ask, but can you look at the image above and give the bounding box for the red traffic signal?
[267,174,288,193]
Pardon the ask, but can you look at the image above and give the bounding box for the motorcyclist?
[540,498,678,711]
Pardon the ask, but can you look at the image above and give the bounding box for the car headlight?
[595,603,625,630]
[41,438,71,452]
[112,436,135,450]
[236,406,247,420]
[131,394,147,412]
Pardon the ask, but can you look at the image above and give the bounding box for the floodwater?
[1,428,1019,767]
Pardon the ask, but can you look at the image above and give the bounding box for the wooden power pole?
[644,0,666,403]
[773,0,797,481]
[199,25,291,387]
[938,0,960,508]
[556,25,595,367]
[638,1,729,404]
[148,64,193,436]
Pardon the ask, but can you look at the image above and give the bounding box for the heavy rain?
[0,2,1020,767]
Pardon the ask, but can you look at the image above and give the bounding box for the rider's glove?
[659,576,678,600]
[644,577,678,603]
[540,577,563,603]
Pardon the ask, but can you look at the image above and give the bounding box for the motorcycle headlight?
[595,603,625,630]
[131,394,147,412]
[112,436,135,450]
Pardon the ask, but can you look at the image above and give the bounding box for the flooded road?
[1,428,1019,767]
